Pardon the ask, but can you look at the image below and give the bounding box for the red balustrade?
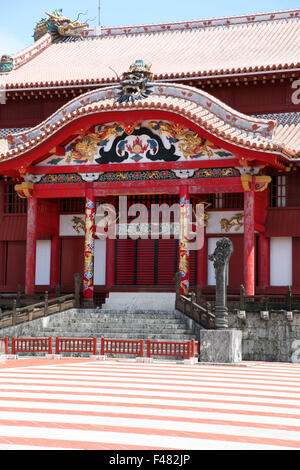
[100,338,144,357]
[11,337,52,355]
[4,336,199,360]
[55,337,97,355]
[146,339,199,359]
[0,338,8,355]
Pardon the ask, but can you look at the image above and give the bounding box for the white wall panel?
[206,211,244,234]
[35,240,51,285]
[270,237,292,286]
[59,214,85,236]
[94,239,106,285]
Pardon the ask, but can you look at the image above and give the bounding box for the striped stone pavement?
[0,357,299,450]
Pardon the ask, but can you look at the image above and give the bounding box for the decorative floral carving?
[149,121,214,159]
[39,120,234,166]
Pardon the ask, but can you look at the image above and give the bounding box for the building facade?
[0,9,299,304]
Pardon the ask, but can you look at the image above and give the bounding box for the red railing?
[146,340,199,359]
[100,338,144,357]
[11,337,52,355]
[55,337,97,355]
[4,337,200,361]
[0,337,8,355]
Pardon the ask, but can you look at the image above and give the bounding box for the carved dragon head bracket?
[117,60,153,103]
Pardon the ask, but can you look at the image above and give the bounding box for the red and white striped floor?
[0,357,299,450]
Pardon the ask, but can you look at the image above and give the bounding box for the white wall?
[35,240,51,285]
[207,237,229,286]
[270,237,292,286]
[94,239,106,285]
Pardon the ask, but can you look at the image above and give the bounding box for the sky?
[0,0,299,54]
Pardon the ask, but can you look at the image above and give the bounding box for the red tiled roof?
[255,113,300,158]
[1,9,299,89]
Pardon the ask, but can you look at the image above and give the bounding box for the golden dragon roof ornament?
[34,9,89,43]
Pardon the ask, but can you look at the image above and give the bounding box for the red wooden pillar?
[243,189,255,296]
[0,184,4,287]
[179,186,190,295]
[258,233,269,289]
[25,197,37,295]
[197,229,207,288]
[106,237,115,291]
[50,234,60,289]
[257,188,270,290]
[50,201,60,289]
[83,189,96,305]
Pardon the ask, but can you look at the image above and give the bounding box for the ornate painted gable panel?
[36,120,234,167]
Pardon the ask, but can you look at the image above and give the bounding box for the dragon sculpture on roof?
[34,9,89,43]
[117,60,153,103]
[0,55,14,73]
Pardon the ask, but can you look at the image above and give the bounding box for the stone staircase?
[0,308,199,357]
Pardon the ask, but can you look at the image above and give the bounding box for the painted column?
[243,189,255,296]
[83,189,96,305]
[25,197,38,295]
[179,186,190,296]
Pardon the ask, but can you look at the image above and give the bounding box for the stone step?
[45,319,186,326]
[61,309,178,315]
[28,332,195,340]
[50,314,181,322]
[40,325,188,332]
[36,333,196,340]
[3,308,197,357]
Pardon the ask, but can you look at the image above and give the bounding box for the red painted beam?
[33,177,243,198]
[29,159,240,174]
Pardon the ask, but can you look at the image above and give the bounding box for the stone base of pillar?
[214,306,229,329]
[199,329,242,363]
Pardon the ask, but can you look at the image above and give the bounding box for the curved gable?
[0,82,296,176]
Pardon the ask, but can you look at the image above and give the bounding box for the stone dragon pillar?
[208,237,233,329]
